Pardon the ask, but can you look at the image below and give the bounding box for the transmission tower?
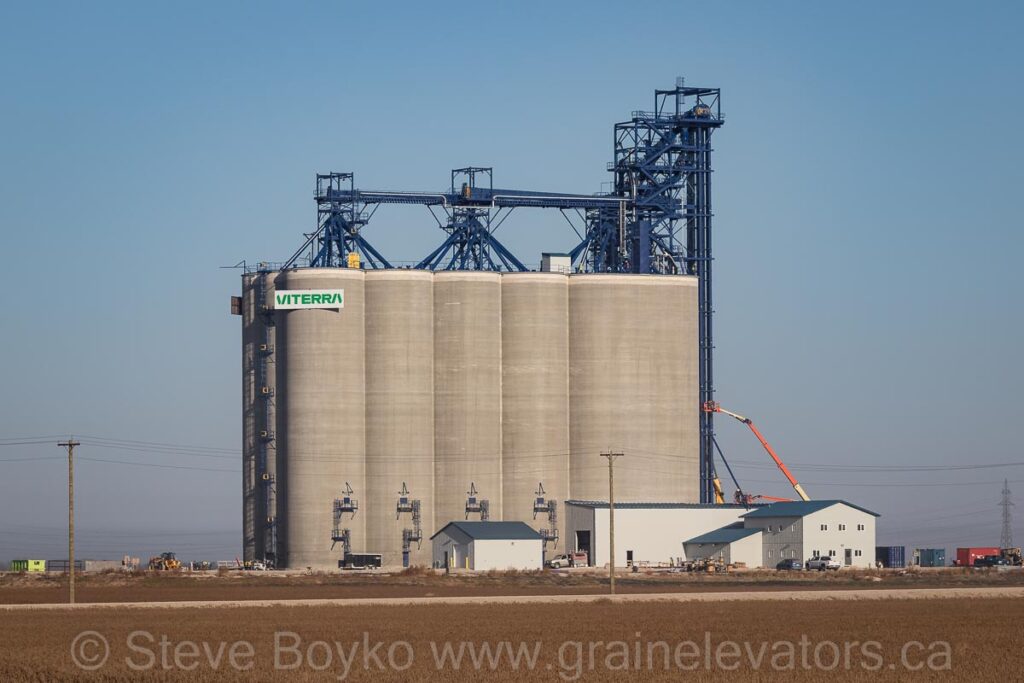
[1000,478,1014,548]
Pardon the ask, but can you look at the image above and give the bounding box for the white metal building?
[564,501,754,567]
[683,524,763,567]
[430,521,543,571]
[740,500,879,568]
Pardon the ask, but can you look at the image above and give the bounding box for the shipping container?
[955,547,1000,567]
[875,545,906,568]
[915,548,946,567]
[9,559,46,572]
[45,560,85,572]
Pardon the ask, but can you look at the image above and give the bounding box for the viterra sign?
[273,289,345,310]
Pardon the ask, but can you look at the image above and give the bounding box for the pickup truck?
[805,555,841,571]
[547,552,588,569]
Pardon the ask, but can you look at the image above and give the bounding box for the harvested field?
[0,597,1018,681]
[2,566,1022,605]
[6,585,1024,611]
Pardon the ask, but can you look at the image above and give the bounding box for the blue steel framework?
[275,79,724,503]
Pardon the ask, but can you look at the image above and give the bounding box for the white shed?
[431,521,543,571]
[683,524,763,567]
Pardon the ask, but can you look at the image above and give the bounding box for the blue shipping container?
[916,548,946,567]
[875,545,906,568]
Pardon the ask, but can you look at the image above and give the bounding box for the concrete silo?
[364,270,434,567]
[244,268,703,569]
[275,268,365,570]
[568,275,699,503]
[433,272,503,527]
[501,273,569,557]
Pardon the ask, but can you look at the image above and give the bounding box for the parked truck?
[547,552,588,569]
[806,555,842,571]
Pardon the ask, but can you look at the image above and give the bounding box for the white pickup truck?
[805,555,842,571]
[547,552,588,569]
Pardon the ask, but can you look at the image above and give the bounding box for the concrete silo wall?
[364,270,434,568]
[432,272,503,528]
[568,275,699,503]
[501,274,569,553]
[275,268,365,570]
[247,270,698,569]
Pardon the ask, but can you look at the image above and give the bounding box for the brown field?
[2,566,1023,605]
[1,597,1018,681]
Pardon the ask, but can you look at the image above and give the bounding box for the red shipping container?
[956,547,1000,566]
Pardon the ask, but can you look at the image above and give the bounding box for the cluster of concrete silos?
[242,268,699,569]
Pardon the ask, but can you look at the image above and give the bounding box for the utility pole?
[58,439,79,605]
[600,451,623,595]
[1000,479,1014,549]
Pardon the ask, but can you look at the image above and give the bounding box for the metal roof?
[566,500,756,510]
[430,521,542,541]
[685,524,763,545]
[741,500,880,519]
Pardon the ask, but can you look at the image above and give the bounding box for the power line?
[7,434,1024,474]
[0,456,64,463]
[78,457,237,473]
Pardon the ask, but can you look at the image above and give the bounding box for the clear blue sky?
[1,1,1021,563]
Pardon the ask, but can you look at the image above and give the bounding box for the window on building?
[857,524,865,531]
[768,550,773,558]
[855,550,862,557]
[839,524,846,531]
[829,550,836,556]
[820,524,828,531]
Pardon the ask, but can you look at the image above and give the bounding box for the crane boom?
[703,402,811,502]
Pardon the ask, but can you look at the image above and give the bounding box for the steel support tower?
[573,78,723,502]
[1001,479,1014,549]
[309,173,392,268]
[276,78,724,503]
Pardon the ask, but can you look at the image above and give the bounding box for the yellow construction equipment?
[148,552,181,571]
[711,477,726,505]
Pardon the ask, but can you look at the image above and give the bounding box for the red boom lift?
[703,401,811,504]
